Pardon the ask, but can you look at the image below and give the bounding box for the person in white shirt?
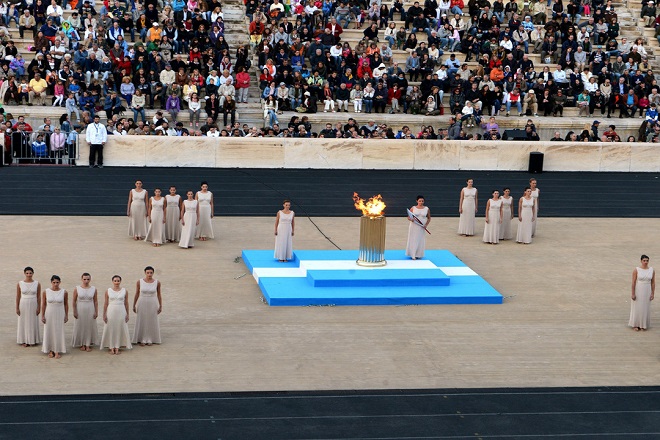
[85,115,108,168]
[46,0,63,25]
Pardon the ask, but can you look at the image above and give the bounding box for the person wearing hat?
[642,1,657,27]
[146,21,162,43]
[373,62,388,79]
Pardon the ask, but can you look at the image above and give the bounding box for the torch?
[353,192,387,267]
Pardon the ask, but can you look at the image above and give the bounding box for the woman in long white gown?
[274,200,295,262]
[499,188,514,240]
[483,190,503,244]
[145,188,166,246]
[406,195,431,260]
[516,187,536,244]
[165,186,182,243]
[530,178,540,236]
[132,266,162,345]
[195,181,214,241]
[179,191,199,249]
[127,180,149,240]
[71,272,99,352]
[41,275,68,359]
[458,179,478,236]
[629,255,656,331]
[100,275,132,355]
[16,266,41,347]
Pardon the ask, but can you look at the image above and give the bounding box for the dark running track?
[1,387,660,439]
[1,167,659,217]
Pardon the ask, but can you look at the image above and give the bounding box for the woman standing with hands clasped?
[100,275,132,355]
[71,273,99,352]
[499,188,515,240]
[530,178,540,236]
[274,200,295,262]
[179,190,199,249]
[165,186,182,243]
[406,195,431,260]
[41,275,68,359]
[629,255,655,331]
[16,267,42,347]
[132,266,162,346]
[516,187,536,244]
[458,179,478,236]
[127,180,149,241]
[195,181,214,241]
[145,188,166,247]
[483,190,503,244]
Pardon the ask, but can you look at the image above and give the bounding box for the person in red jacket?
[325,17,343,41]
[387,83,402,113]
[235,66,251,103]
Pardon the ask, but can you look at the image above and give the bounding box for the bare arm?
[41,292,47,324]
[518,198,523,221]
[133,280,140,313]
[143,190,149,216]
[499,202,503,223]
[157,281,162,314]
[291,213,295,236]
[632,269,637,300]
[15,283,21,316]
[36,283,41,315]
[459,189,464,214]
[147,197,153,223]
[485,199,490,223]
[652,270,656,301]
[180,202,186,225]
[124,291,130,323]
[72,287,78,319]
[275,211,280,235]
[474,189,478,213]
[532,198,537,221]
[127,190,133,216]
[93,288,98,319]
[195,202,199,225]
[63,291,68,323]
[210,193,214,218]
[425,208,431,226]
[103,291,109,323]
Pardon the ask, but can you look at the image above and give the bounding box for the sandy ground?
[1,214,659,396]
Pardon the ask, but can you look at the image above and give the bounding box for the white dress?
[71,286,99,347]
[482,199,502,244]
[128,189,148,238]
[100,288,132,350]
[145,197,166,245]
[179,199,198,249]
[132,279,162,344]
[165,194,182,242]
[42,288,66,354]
[274,210,294,261]
[17,280,41,345]
[499,196,514,240]
[531,188,539,236]
[629,267,654,330]
[406,206,428,259]
[195,191,214,239]
[516,197,534,244]
[458,187,477,235]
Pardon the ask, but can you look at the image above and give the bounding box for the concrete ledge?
[77,138,660,172]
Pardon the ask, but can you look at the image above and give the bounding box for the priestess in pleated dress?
[165,189,182,242]
[274,201,295,261]
[406,196,431,260]
[71,274,99,351]
[41,276,68,358]
[458,179,478,236]
[100,276,132,355]
[132,267,162,345]
[516,188,536,244]
[195,182,214,240]
[483,191,503,244]
[179,191,199,249]
[16,267,41,347]
[629,256,655,331]
[499,189,514,240]
[145,190,166,246]
[530,179,540,237]
[128,180,149,240]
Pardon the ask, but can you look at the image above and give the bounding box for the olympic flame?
[353,192,386,217]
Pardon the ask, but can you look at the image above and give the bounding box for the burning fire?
[353,192,386,217]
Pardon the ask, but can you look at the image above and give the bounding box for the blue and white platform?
[242,250,503,306]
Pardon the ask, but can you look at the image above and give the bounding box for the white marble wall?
[77,138,660,172]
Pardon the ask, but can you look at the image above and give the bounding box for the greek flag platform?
[242,250,503,306]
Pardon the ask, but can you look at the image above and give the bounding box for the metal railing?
[6,130,79,166]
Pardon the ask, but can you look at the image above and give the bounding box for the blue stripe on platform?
[244,249,502,306]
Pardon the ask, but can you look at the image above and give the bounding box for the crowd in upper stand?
[0,0,659,142]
